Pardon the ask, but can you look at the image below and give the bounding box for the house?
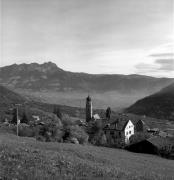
[92,114,101,121]
[127,136,174,155]
[103,119,134,144]
[32,115,40,121]
[147,128,160,135]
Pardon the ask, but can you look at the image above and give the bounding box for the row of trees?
[10,105,112,145]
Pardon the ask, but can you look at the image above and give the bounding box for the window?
[129,131,131,134]
[126,132,128,135]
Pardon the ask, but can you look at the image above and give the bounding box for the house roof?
[146,136,174,148]
[103,119,132,131]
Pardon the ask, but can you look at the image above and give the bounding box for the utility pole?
[15,104,21,137]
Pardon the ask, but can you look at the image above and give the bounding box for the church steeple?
[86,95,93,122]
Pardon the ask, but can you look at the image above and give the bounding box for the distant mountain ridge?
[126,83,174,120]
[0,62,173,94]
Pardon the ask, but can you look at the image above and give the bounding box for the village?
[1,94,173,160]
[84,95,174,157]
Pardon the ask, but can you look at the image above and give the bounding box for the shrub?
[36,122,64,142]
[18,124,35,137]
[67,125,89,144]
[61,114,74,126]
[90,130,107,146]
[129,132,150,144]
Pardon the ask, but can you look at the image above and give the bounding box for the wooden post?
[16,106,19,136]
[15,104,21,137]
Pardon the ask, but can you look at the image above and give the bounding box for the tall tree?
[11,108,17,124]
[21,111,29,124]
[106,107,111,120]
[53,106,62,119]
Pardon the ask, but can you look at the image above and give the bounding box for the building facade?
[103,120,134,144]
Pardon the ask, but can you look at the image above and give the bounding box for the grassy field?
[0,132,174,180]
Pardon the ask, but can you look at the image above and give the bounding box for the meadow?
[0,132,174,180]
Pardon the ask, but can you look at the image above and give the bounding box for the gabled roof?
[146,136,174,148]
[103,119,133,131]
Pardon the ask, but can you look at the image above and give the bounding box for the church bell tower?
[86,95,93,122]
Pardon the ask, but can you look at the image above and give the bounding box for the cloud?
[150,53,174,57]
[135,63,158,73]
[155,58,174,71]
[135,52,174,76]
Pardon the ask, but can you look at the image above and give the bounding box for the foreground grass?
[0,133,174,180]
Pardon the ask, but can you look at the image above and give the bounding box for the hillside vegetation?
[0,133,174,180]
[126,83,174,120]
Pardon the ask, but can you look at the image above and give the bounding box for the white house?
[103,119,134,144]
[124,120,134,144]
[92,114,101,121]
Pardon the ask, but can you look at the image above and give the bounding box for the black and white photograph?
[0,0,174,179]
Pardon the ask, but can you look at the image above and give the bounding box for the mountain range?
[126,83,174,120]
[0,62,173,92]
[0,62,173,109]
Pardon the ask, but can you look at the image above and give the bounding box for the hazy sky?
[1,0,174,77]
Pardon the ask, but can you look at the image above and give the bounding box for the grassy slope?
[0,133,174,180]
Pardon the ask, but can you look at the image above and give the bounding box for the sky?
[0,0,174,77]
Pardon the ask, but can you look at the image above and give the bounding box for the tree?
[21,111,29,124]
[106,107,111,120]
[53,106,62,120]
[11,108,17,124]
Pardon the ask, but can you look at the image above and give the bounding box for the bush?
[67,125,89,144]
[36,135,46,142]
[18,124,35,137]
[61,114,74,126]
[36,122,64,142]
[129,132,150,144]
[90,130,107,146]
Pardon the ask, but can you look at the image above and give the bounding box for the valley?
[0,62,173,110]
